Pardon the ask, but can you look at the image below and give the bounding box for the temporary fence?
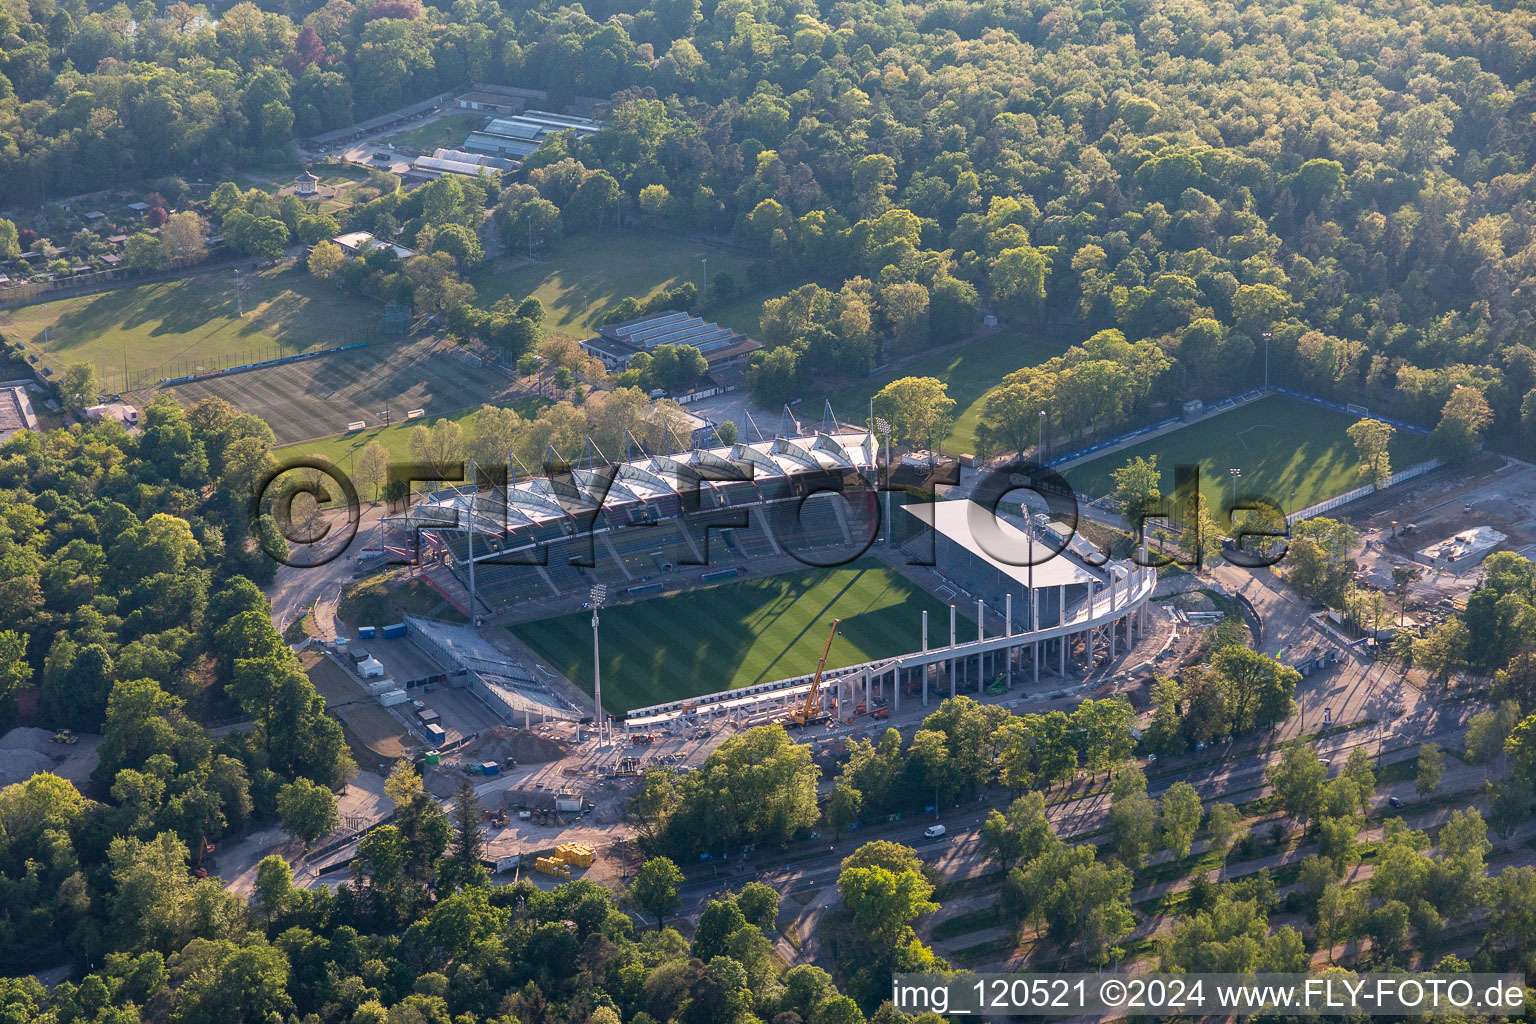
[1284,458,1444,524]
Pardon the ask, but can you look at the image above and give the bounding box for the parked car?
[1388,796,1404,808]
[924,824,947,838]
[1464,503,1474,513]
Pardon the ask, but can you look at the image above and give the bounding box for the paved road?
[267,501,392,634]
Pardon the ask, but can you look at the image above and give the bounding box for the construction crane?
[785,619,839,728]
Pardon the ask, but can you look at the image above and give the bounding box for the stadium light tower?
[875,416,892,547]
[1229,467,1242,508]
[590,584,607,740]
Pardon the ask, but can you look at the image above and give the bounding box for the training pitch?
[169,335,521,444]
[0,265,386,393]
[1060,395,1434,515]
[511,559,972,714]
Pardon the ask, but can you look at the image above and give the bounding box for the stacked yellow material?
[556,843,596,867]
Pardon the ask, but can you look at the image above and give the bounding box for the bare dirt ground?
[0,727,102,789]
[1354,456,1536,609]
[305,651,415,769]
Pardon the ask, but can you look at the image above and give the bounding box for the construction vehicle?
[191,837,215,879]
[784,619,839,729]
[52,729,78,744]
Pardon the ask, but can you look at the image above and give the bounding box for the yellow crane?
[786,619,839,728]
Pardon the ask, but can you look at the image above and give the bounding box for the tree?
[251,854,295,927]
[468,404,524,470]
[1160,781,1203,861]
[1210,646,1300,730]
[307,239,345,279]
[1177,492,1225,568]
[354,440,389,503]
[1266,743,1327,830]
[441,781,487,891]
[837,863,938,950]
[992,244,1050,316]
[408,418,465,480]
[123,233,167,271]
[1468,701,1521,766]
[629,856,684,930]
[1112,456,1161,522]
[1107,768,1158,869]
[1431,386,1493,462]
[871,377,955,450]
[1415,742,1443,796]
[1346,418,1395,487]
[0,632,26,719]
[161,211,209,265]
[59,361,99,408]
[1205,803,1242,874]
[1391,564,1423,625]
[0,217,18,262]
[826,783,862,839]
[275,777,338,846]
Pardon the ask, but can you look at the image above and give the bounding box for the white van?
[924,824,947,838]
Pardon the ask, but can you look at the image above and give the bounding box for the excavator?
[784,619,839,729]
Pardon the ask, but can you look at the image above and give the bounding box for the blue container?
[480,761,499,776]
[383,623,407,639]
[358,626,376,639]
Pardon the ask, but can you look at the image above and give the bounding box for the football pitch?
[0,264,386,394]
[511,559,971,714]
[1060,395,1434,515]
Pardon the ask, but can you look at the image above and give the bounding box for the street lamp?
[590,584,607,740]
[234,268,242,317]
[1262,331,1271,391]
[875,416,892,547]
[1037,410,1046,465]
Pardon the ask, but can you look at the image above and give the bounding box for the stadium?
[383,419,1156,729]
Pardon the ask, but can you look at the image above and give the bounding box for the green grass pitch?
[1059,395,1434,515]
[511,559,972,714]
[0,264,385,393]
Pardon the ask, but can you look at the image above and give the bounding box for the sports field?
[172,335,528,444]
[469,232,751,337]
[0,265,387,393]
[511,559,971,713]
[1060,395,1434,514]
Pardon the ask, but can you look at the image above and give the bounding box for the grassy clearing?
[511,558,973,714]
[1061,395,1435,514]
[469,233,753,339]
[0,264,384,393]
[823,330,1069,453]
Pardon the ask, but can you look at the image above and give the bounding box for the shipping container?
[358,626,376,639]
[480,761,499,776]
[417,708,441,724]
[496,854,520,873]
[383,623,408,639]
[424,750,440,765]
[424,723,447,743]
[378,689,408,707]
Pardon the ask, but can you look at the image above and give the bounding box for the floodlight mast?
[875,416,892,547]
[590,584,607,740]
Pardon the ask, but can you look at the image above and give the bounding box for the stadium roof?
[386,427,878,542]
[904,499,1106,589]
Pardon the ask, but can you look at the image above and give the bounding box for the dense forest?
[5,0,1536,451]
